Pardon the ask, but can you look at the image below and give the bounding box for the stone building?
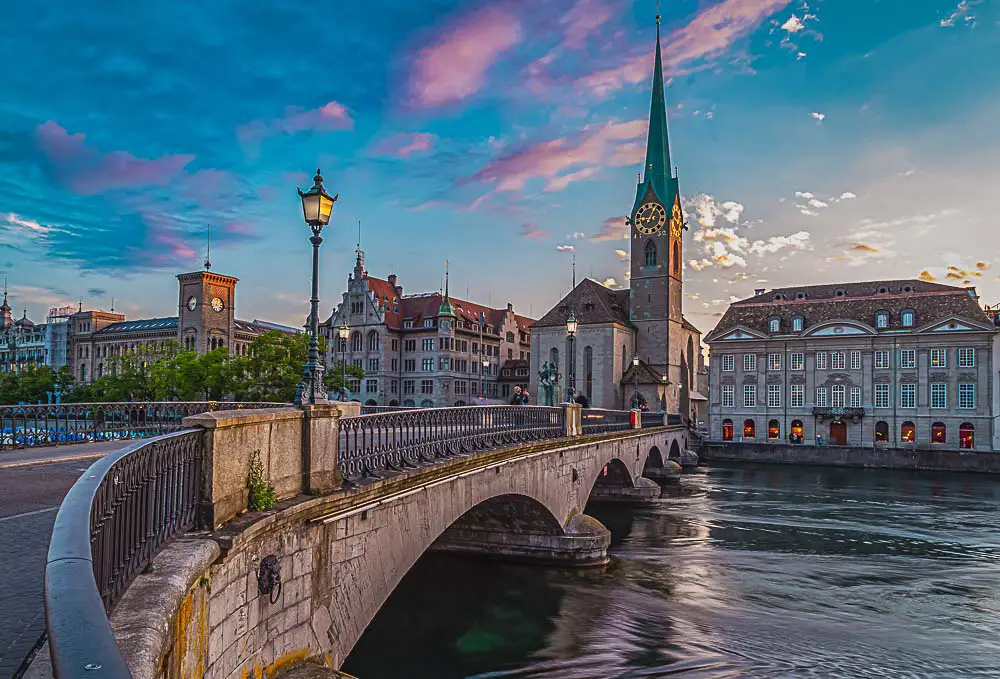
[530,16,704,416]
[704,279,1000,451]
[320,252,533,407]
[0,289,48,374]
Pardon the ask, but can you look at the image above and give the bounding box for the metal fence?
[641,410,666,428]
[581,408,633,434]
[0,401,283,451]
[359,405,414,415]
[338,405,566,479]
[45,429,204,676]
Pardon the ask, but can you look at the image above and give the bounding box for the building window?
[351,332,363,352]
[550,347,559,376]
[816,387,828,407]
[901,310,915,327]
[422,358,434,371]
[790,353,804,371]
[831,352,846,370]
[874,351,890,369]
[790,419,804,441]
[403,380,414,394]
[584,345,593,400]
[367,331,380,351]
[792,316,804,332]
[722,419,734,441]
[790,384,804,407]
[930,383,947,409]
[816,352,828,370]
[421,380,433,394]
[930,348,947,367]
[831,384,846,407]
[958,383,975,409]
[439,357,450,370]
[874,383,890,408]
[767,419,780,440]
[721,384,734,407]
[404,359,416,372]
[366,379,378,394]
[875,312,889,329]
[721,354,734,372]
[875,421,889,443]
[931,422,946,444]
[901,421,915,443]
[743,384,756,408]
[900,383,916,408]
[768,353,781,371]
[743,354,756,372]
[767,384,781,408]
[422,338,434,351]
[455,381,467,395]
[850,386,861,408]
[849,351,861,370]
[367,358,379,372]
[899,349,916,369]
[958,348,975,368]
[424,319,433,328]
[644,240,657,266]
[768,317,780,333]
[743,419,756,438]
[959,423,975,449]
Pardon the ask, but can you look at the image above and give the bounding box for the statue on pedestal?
[538,361,558,406]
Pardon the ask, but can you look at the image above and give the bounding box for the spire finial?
[204,224,212,270]
[444,260,450,300]
[78,299,83,313]
[111,297,115,313]
[572,252,576,289]
[656,0,661,27]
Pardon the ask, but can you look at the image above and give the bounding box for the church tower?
[628,11,686,376]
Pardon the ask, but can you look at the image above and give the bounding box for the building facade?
[0,290,48,374]
[704,280,1000,451]
[320,253,533,407]
[530,17,705,417]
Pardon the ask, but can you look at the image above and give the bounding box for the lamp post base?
[294,362,329,406]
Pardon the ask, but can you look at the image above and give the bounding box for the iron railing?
[360,405,414,415]
[338,405,565,479]
[581,408,633,434]
[641,410,667,428]
[45,429,204,677]
[0,401,283,450]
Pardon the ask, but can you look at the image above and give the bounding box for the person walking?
[521,390,530,405]
[509,386,524,405]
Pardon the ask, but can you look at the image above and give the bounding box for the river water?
[343,464,1000,678]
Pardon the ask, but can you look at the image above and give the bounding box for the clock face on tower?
[670,201,684,239]
[211,297,224,312]
[634,202,666,235]
[187,296,197,311]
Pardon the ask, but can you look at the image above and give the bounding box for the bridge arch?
[668,439,681,460]
[643,445,664,475]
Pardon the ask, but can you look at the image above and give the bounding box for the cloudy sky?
[1,0,997,333]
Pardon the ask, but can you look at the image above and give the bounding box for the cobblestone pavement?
[0,460,97,677]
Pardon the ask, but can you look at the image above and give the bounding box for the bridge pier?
[587,476,661,504]
[643,459,682,484]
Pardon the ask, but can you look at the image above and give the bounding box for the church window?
[367,331,380,351]
[351,332,363,352]
[584,346,593,400]
[644,240,657,267]
[673,242,680,275]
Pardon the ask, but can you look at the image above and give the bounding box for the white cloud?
[794,191,814,199]
[781,14,805,32]
[796,51,807,60]
[839,191,857,200]
[614,248,628,260]
[796,206,819,216]
[807,198,828,208]
[748,231,811,255]
[941,0,977,27]
[556,244,575,252]
[687,193,745,228]
[811,111,825,122]
[601,277,619,288]
[569,231,586,239]
[7,213,52,234]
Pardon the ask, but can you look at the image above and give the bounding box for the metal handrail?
[45,429,204,677]
[581,408,632,434]
[0,401,284,451]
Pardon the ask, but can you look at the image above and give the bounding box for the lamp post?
[632,355,640,409]
[294,169,338,406]
[479,312,486,404]
[338,322,350,401]
[481,357,489,404]
[565,312,578,403]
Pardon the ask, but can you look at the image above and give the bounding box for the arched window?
[743,419,756,438]
[875,311,889,329]
[767,419,780,439]
[584,346,593,400]
[351,331,363,352]
[875,420,889,442]
[673,242,680,275]
[960,422,975,449]
[550,347,559,378]
[403,399,415,408]
[832,384,846,407]
[768,317,780,333]
[80,364,87,382]
[931,422,946,444]
[901,310,915,327]
[790,419,804,443]
[722,419,734,441]
[901,421,915,443]
[96,363,103,379]
[367,330,380,351]
[644,240,657,267]
[792,316,804,332]
[420,399,434,408]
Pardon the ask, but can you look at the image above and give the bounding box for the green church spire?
[438,261,455,318]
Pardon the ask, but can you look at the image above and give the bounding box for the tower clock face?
[670,201,684,238]
[211,297,224,312]
[187,296,197,311]
[634,202,666,235]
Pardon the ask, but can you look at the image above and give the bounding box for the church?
[530,15,705,418]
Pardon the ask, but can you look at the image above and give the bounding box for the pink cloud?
[36,121,194,195]
[520,222,550,240]
[237,100,353,144]
[560,0,613,49]
[223,221,255,235]
[410,6,522,108]
[370,133,437,158]
[466,119,645,194]
[408,200,447,212]
[592,215,628,241]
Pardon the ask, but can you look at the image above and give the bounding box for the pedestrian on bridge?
[509,387,525,405]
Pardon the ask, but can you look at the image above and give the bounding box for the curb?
[0,452,107,471]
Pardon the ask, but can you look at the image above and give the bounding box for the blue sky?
[1,0,998,332]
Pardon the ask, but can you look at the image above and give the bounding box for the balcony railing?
[581,408,633,434]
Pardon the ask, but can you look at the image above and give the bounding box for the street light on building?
[337,322,350,401]
[632,355,640,409]
[565,311,578,403]
[294,169,338,406]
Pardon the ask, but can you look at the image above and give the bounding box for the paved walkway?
[0,439,131,470]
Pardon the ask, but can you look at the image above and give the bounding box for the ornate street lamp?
[565,312,578,403]
[481,356,489,404]
[632,355,640,409]
[338,322,350,401]
[294,169,338,406]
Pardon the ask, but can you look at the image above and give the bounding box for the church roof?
[95,317,178,334]
[533,279,632,329]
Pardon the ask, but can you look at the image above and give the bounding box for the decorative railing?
[338,405,565,479]
[581,408,633,434]
[360,405,414,415]
[641,410,666,428]
[45,429,204,676]
[0,401,283,451]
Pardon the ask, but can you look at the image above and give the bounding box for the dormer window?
[901,310,915,327]
[876,311,889,329]
[768,317,781,333]
[902,284,914,293]
[795,292,807,300]
[877,286,889,294]
[773,293,786,301]
[834,289,847,297]
[792,316,804,332]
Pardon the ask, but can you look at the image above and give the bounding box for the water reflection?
[343,464,1000,678]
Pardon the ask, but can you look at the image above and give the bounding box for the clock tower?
[628,12,686,380]
[177,270,238,354]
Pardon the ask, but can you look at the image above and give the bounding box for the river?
[342,464,1000,678]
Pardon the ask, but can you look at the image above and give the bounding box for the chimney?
[754,288,766,296]
[507,302,513,312]
[966,287,979,300]
[395,285,403,297]
[388,273,397,286]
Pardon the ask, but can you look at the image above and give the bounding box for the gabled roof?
[533,279,632,329]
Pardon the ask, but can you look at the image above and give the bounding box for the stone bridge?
[37,405,689,679]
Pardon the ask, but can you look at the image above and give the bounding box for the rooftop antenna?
[204,224,212,270]
[78,299,83,313]
[111,297,115,313]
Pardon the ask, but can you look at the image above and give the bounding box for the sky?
[1,0,999,334]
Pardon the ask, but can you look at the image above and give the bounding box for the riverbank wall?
[699,441,1000,474]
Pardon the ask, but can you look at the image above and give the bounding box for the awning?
[689,390,708,401]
